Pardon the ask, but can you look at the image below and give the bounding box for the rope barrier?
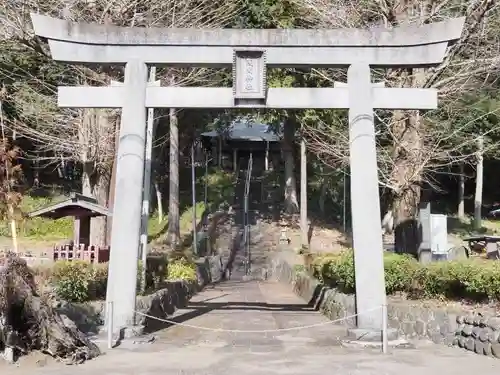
[132,306,382,334]
[106,303,389,354]
[105,284,388,353]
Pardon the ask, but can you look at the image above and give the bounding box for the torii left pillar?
[106,61,148,331]
[63,64,156,333]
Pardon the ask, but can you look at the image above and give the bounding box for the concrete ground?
[3,277,500,375]
[2,204,499,374]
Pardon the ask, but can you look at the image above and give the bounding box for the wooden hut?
[29,193,111,262]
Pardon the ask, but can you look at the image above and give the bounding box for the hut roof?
[201,121,280,142]
[29,193,111,219]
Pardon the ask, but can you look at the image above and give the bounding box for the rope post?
[107,301,114,349]
[382,303,388,354]
[191,142,198,256]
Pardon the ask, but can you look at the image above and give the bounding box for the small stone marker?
[2,347,14,364]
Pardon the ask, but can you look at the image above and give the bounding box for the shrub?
[50,261,94,302]
[316,251,355,293]
[49,261,155,301]
[414,259,500,301]
[315,250,500,303]
[37,255,199,302]
[167,258,197,282]
[466,261,500,300]
[88,262,109,300]
[202,169,235,209]
[384,253,419,294]
[39,261,109,302]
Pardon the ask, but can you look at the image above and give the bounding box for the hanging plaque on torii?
[232,49,267,106]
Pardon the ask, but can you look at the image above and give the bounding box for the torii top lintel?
[31,14,465,67]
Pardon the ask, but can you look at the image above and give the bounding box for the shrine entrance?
[31,13,464,336]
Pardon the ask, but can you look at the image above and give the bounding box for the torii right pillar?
[346,63,389,339]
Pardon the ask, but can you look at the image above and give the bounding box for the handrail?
[243,153,253,275]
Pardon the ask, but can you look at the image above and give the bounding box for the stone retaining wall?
[455,315,500,357]
[59,254,223,335]
[135,280,197,333]
[137,254,222,333]
[267,251,500,358]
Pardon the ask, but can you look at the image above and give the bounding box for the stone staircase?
[219,169,280,280]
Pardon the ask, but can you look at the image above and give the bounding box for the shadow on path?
[143,282,328,334]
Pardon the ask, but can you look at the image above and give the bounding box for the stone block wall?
[58,254,223,335]
[267,251,500,358]
[454,315,500,357]
[195,255,222,286]
[135,280,197,333]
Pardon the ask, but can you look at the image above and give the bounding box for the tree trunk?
[81,162,93,198]
[81,162,109,246]
[107,115,120,245]
[300,137,308,247]
[458,162,465,220]
[388,1,430,255]
[80,109,111,247]
[381,210,394,235]
[390,106,423,255]
[390,64,428,255]
[90,174,109,246]
[33,153,40,188]
[8,204,18,253]
[155,179,163,223]
[282,117,298,214]
[167,104,180,247]
[474,136,484,230]
[0,255,100,363]
[392,183,421,256]
[319,179,327,217]
[390,109,423,228]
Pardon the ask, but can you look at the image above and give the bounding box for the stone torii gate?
[31,14,464,338]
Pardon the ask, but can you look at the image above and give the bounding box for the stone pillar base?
[119,324,146,340]
[101,324,146,341]
[343,328,410,349]
[347,327,399,342]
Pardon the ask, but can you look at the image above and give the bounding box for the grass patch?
[1,196,73,240]
[0,196,208,244]
[0,169,235,248]
[180,201,206,234]
[447,215,500,236]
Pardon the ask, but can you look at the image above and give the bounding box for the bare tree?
[458,161,465,219]
[283,116,299,214]
[0,0,242,246]
[0,93,23,253]
[474,135,484,229]
[294,0,500,245]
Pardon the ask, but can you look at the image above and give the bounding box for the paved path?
[5,276,500,375]
[3,177,500,375]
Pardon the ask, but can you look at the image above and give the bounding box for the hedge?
[167,258,197,281]
[33,257,198,303]
[312,250,500,302]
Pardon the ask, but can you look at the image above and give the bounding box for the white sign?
[233,50,266,101]
[430,214,448,254]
